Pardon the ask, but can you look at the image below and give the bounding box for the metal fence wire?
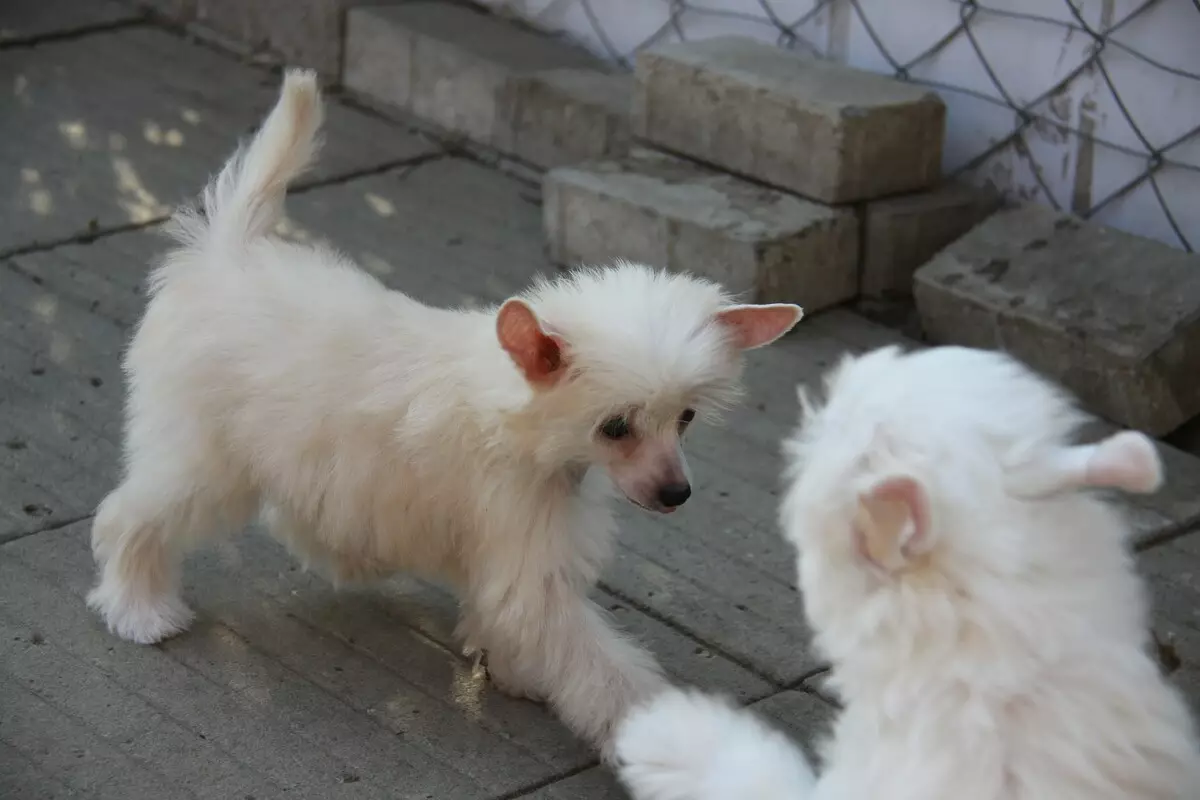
[493,0,1200,252]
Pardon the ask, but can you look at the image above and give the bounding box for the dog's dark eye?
[600,416,631,440]
[679,408,696,430]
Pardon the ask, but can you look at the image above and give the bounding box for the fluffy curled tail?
[614,689,816,800]
[168,68,323,251]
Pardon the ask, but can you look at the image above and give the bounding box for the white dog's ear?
[496,299,568,386]
[852,474,932,572]
[715,304,803,349]
[1006,431,1163,499]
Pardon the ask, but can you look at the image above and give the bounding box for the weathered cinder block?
[633,37,946,203]
[914,204,1200,435]
[861,182,1003,299]
[143,0,363,77]
[496,69,632,169]
[344,3,610,161]
[545,149,859,309]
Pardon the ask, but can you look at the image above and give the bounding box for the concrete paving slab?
[0,556,483,799]
[521,767,627,800]
[2,513,774,798]
[0,0,140,44]
[0,739,77,800]
[1,25,436,254]
[1136,537,1200,714]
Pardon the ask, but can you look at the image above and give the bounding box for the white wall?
[479,0,1199,252]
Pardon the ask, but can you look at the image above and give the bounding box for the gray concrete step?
[633,36,946,204]
[915,203,1200,436]
[545,148,858,312]
[344,2,627,169]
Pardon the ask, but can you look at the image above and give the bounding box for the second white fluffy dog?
[616,346,1200,798]
[87,69,802,754]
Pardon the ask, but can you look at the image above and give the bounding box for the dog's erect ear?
[1006,431,1163,499]
[496,299,568,386]
[715,304,804,350]
[852,474,931,573]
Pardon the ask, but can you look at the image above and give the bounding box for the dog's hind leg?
[88,445,256,644]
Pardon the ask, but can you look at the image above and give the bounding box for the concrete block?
[861,182,1003,299]
[633,37,945,203]
[914,203,1200,435]
[0,0,141,44]
[496,68,632,169]
[344,3,605,153]
[545,149,859,310]
[141,0,348,76]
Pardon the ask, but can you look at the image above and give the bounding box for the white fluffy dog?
[616,345,1200,797]
[86,69,802,754]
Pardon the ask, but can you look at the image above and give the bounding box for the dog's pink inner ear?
[853,475,930,572]
[715,304,804,350]
[496,299,566,386]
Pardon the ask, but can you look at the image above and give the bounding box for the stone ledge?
[633,36,946,204]
[545,149,859,310]
[861,182,1003,299]
[344,2,621,168]
[915,203,1200,436]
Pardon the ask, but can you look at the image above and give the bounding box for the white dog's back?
[615,346,1200,799]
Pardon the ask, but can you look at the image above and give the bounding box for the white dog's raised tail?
[169,68,323,252]
[615,689,815,800]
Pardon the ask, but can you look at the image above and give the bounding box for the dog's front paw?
[87,584,194,645]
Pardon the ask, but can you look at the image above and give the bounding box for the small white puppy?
[86,69,802,755]
[616,345,1200,798]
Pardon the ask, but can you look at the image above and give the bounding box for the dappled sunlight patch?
[360,252,394,276]
[31,294,58,323]
[13,73,30,106]
[111,155,168,223]
[57,120,88,150]
[364,192,395,218]
[274,215,314,244]
[450,660,487,721]
[142,120,185,147]
[204,626,273,705]
[180,107,201,125]
[21,167,54,216]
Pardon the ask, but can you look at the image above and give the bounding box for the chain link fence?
[482,0,1200,252]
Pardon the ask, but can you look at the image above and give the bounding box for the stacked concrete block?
[496,69,633,169]
[138,0,355,77]
[545,149,859,307]
[544,36,957,309]
[915,204,1200,435]
[344,3,630,168]
[632,37,946,204]
[861,182,1004,299]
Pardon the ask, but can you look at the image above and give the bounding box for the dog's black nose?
[658,483,692,508]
